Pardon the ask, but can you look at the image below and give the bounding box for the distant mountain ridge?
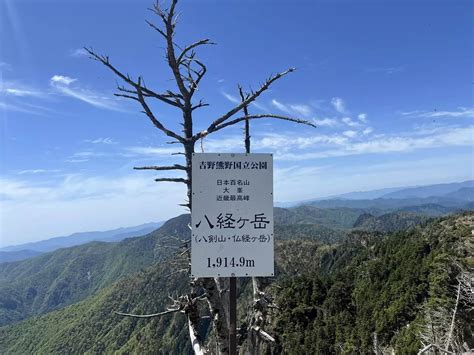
[0,222,163,255]
[381,180,474,199]
[308,197,472,213]
[310,186,409,201]
[3,180,472,263]
[277,180,474,207]
[445,187,474,201]
[301,181,474,214]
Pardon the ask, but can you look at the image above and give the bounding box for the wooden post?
[229,277,237,355]
[227,87,252,355]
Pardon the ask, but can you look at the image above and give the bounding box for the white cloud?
[403,107,474,119]
[50,75,77,85]
[3,88,44,97]
[0,81,56,115]
[0,101,45,115]
[289,104,312,117]
[65,158,90,163]
[1,77,125,113]
[276,126,473,161]
[50,75,123,111]
[331,97,347,114]
[84,137,117,144]
[274,153,470,203]
[363,127,373,135]
[251,101,267,111]
[198,132,350,154]
[71,151,105,158]
[17,169,61,175]
[125,146,182,156]
[65,150,107,163]
[358,113,368,123]
[1,179,52,200]
[253,132,349,151]
[343,130,357,138]
[341,116,360,127]
[271,99,313,117]
[366,67,404,75]
[271,99,292,114]
[0,174,186,246]
[70,48,88,57]
[1,81,48,98]
[312,118,338,127]
[222,91,240,104]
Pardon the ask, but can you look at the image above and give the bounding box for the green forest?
[1,211,472,354]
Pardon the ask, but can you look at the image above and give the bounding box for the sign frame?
[191,153,274,278]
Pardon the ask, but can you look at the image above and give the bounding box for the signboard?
[191,153,274,277]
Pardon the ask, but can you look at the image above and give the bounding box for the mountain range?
[0,210,471,353]
[278,180,474,206]
[0,222,163,263]
[2,180,472,265]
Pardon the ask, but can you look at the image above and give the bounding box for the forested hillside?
[353,211,432,232]
[1,213,471,354]
[0,206,354,327]
[271,213,473,353]
[0,215,189,326]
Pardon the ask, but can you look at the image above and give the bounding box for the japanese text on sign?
[191,153,274,277]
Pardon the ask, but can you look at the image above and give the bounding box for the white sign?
[191,153,274,277]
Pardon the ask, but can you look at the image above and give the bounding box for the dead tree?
[234,86,279,353]
[418,269,474,354]
[85,1,315,353]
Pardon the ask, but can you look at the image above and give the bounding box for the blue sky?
[1,0,473,246]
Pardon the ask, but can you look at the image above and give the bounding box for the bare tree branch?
[197,68,296,140]
[210,114,316,134]
[114,93,140,102]
[202,278,229,354]
[84,47,183,108]
[177,39,216,64]
[160,0,190,99]
[115,309,180,318]
[417,343,456,355]
[135,79,185,143]
[192,99,209,111]
[189,59,206,95]
[164,268,189,278]
[188,318,207,355]
[155,177,189,183]
[239,85,251,153]
[252,326,276,343]
[134,164,187,171]
[445,280,462,350]
[146,19,168,39]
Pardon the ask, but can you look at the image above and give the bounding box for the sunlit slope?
[0,214,190,326]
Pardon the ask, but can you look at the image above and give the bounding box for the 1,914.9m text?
[207,257,255,268]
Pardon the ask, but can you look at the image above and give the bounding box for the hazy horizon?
[1,178,472,248]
